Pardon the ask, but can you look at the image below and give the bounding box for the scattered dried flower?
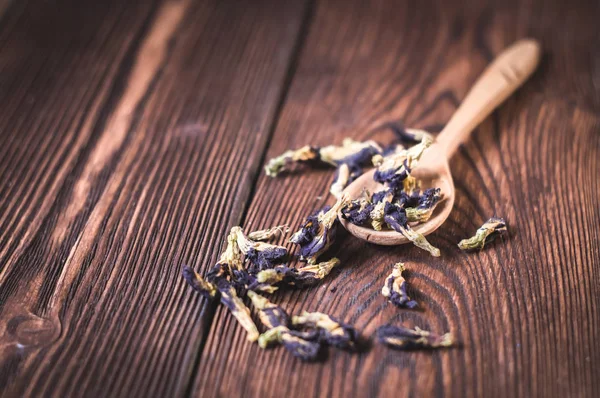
[405,188,442,222]
[292,311,358,350]
[247,225,289,241]
[384,202,440,256]
[381,263,418,309]
[215,278,260,342]
[376,325,453,349]
[458,217,507,251]
[232,226,288,271]
[290,196,349,264]
[182,266,217,299]
[264,145,320,177]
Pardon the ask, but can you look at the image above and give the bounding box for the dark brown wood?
[193,0,600,397]
[0,0,308,396]
[1,0,599,397]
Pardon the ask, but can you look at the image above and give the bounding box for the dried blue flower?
[182,266,218,299]
[372,137,433,190]
[341,196,374,226]
[330,163,352,198]
[384,202,440,256]
[247,225,289,241]
[405,188,442,222]
[291,197,349,264]
[458,217,507,251]
[214,278,260,342]
[250,292,322,361]
[264,145,320,177]
[255,258,340,289]
[376,325,453,350]
[248,291,289,328]
[381,263,417,309]
[291,311,358,350]
[318,138,382,167]
[259,326,322,361]
[230,269,279,294]
[233,227,288,271]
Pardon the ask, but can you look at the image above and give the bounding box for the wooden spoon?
[339,39,541,245]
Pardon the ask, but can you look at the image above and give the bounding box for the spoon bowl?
[338,39,541,245]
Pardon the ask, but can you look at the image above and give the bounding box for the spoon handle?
[436,39,541,158]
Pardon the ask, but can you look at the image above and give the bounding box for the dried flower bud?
[247,291,289,328]
[374,137,432,189]
[330,163,351,198]
[291,311,358,350]
[405,188,442,222]
[258,326,322,361]
[369,190,394,230]
[247,225,289,241]
[217,231,245,274]
[318,138,382,166]
[381,263,417,309]
[232,226,288,271]
[376,325,453,350]
[384,202,440,256]
[215,278,259,342]
[230,269,279,294]
[291,196,349,264]
[182,266,218,299]
[458,217,507,251]
[341,197,374,226]
[264,145,320,177]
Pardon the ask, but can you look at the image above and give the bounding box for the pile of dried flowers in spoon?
[183,123,508,360]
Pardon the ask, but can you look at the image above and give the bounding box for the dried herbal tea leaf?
[215,278,260,342]
[264,145,320,177]
[248,291,289,328]
[247,225,289,241]
[384,202,440,256]
[291,311,358,350]
[182,266,218,299]
[376,325,453,350]
[405,188,442,222]
[381,263,417,309]
[232,226,288,271]
[458,217,507,251]
[290,196,349,264]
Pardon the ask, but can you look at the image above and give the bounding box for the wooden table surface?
[1,0,599,397]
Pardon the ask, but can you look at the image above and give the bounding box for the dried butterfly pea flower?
[247,225,289,241]
[376,325,453,350]
[318,138,382,166]
[291,311,358,350]
[290,196,349,264]
[258,326,322,360]
[215,278,260,342]
[330,163,351,199]
[248,291,289,328]
[370,190,394,230]
[384,202,440,257]
[232,226,288,271]
[405,188,442,222]
[230,269,279,294]
[264,145,320,177]
[372,137,433,190]
[182,266,218,299]
[250,293,322,360]
[458,217,507,251]
[255,258,340,289]
[341,197,374,226]
[381,263,417,309]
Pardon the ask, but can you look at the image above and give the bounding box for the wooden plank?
[0,0,308,396]
[193,0,600,397]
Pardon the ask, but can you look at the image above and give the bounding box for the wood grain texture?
[0,0,308,396]
[1,0,599,397]
[193,0,600,397]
